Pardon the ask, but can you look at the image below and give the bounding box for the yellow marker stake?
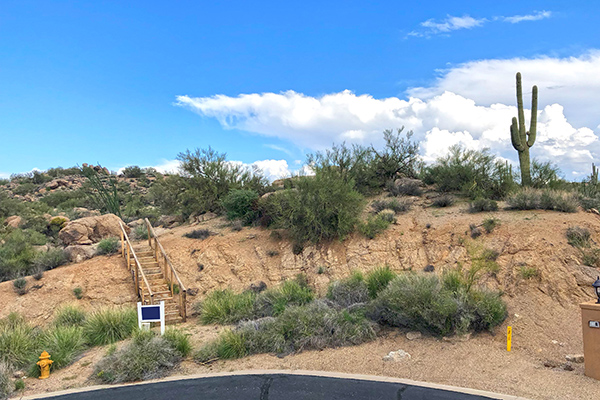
[507,326,512,352]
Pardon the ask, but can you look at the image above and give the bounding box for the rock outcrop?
[59,214,128,245]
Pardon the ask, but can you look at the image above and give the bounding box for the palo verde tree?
[510,72,538,186]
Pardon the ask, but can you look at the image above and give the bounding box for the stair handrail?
[119,221,155,304]
[144,218,187,321]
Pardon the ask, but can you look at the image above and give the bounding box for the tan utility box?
[581,301,600,380]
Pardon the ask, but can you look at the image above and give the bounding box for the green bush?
[519,266,539,279]
[163,328,193,357]
[268,169,364,244]
[507,188,578,213]
[94,330,181,383]
[421,146,516,199]
[35,326,86,372]
[13,278,27,291]
[432,194,455,207]
[566,226,591,248]
[582,249,600,267]
[307,129,420,195]
[196,290,256,325]
[134,225,149,240]
[482,217,500,233]
[358,215,390,239]
[0,315,38,369]
[53,305,87,327]
[254,279,314,317]
[0,230,37,281]
[196,301,377,362]
[221,189,259,225]
[371,198,411,213]
[370,274,506,336]
[121,166,144,179]
[326,272,369,307]
[96,237,120,255]
[0,362,12,400]
[83,307,137,346]
[33,248,68,270]
[365,266,396,299]
[469,198,498,213]
[14,378,25,391]
[40,190,87,210]
[73,287,83,299]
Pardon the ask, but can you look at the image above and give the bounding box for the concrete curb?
[19,369,531,400]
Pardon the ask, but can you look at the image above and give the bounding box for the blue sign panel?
[141,305,161,321]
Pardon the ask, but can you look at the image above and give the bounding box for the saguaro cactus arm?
[510,117,524,151]
[527,85,538,147]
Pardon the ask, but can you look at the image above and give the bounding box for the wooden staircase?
[119,219,187,324]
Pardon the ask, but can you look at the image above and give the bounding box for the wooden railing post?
[120,230,124,256]
[181,291,187,322]
[147,223,152,248]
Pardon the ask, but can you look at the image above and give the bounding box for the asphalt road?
[43,374,498,400]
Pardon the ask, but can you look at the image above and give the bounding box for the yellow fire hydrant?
[37,351,53,379]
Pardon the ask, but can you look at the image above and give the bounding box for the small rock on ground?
[406,331,422,340]
[565,354,584,363]
[383,350,411,362]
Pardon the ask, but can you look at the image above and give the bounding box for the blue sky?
[1,0,599,179]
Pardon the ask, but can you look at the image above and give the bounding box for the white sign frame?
[137,301,165,335]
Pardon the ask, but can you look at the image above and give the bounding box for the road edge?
[19,369,530,400]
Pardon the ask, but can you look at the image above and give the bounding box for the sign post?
[137,301,165,335]
[507,326,512,352]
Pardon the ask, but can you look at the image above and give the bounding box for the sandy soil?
[5,200,600,399]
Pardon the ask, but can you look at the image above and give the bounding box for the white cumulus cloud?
[503,11,552,24]
[176,52,600,179]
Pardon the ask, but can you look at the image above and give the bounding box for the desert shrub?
[365,266,397,299]
[40,190,87,210]
[176,147,268,216]
[81,166,122,218]
[358,215,391,239]
[13,183,37,196]
[96,237,119,255]
[0,315,38,369]
[371,274,506,336]
[53,305,87,327]
[33,248,68,271]
[469,224,482,239]
[371,198,411,214]
[268,169,364,244]
[196,301,376,361]
[14,378,24,391]
[580,195,600,211]
[432,194,455,207]
[94,330,181,383]
[326,271,369,308]
[0,230,37,281]
[163,328,192,357]
[13,278,27,295]
[482,217,500,233]
[530,160,562,189]
[183,229,210,240]
[469,198,498,213]
[519,266,539,279]
[0,362,12,400]
[507,188,578,213]
[73,287,83,299]
[35,326,86,373]
[254,279,314,317]
[421,146,516,199]
[377,210,396,224]
[231,220,243,231]
[121,166,144,179]
[131,225,147,240]
[83,307,137,346]
[221,189,259,225]
[566,226,591,248]
[306,129,420,194]
[386,178,423,196]
[581,249,600,267]
[196,290,257,325]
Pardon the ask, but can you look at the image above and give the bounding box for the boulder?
[5,215,23,228]
[406,331,422,340]
[127,219,145,229]
[158,215,180,227]
[59,214,129,245]
[64,244,99,263]
[73,207,101,218]
[565,354,584,363]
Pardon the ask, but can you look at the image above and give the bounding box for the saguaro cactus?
[510,72,538,186]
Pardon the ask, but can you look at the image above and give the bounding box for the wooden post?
[147,222,152,248]
[181,291,187,322]
[120,230,124,256]
[126,246,131,272]
[134,263,139,297]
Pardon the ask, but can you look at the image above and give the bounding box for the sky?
[1,0,600,180]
